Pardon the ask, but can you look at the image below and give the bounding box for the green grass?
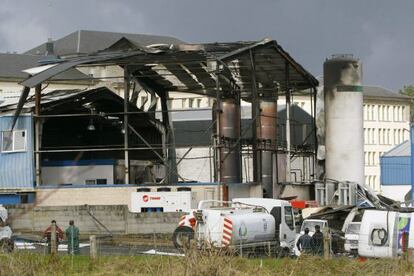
[1,252,414,276]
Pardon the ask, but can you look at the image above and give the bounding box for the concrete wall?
[7,204,183,235]
[35,185,220,209]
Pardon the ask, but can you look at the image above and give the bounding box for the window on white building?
[363,104,367,120]
[393,129,397,145]
[1,130,27,153]
[402,106,406,121]
[387,106,391,121]
[167,99,173,109]
[182,98,187,108]
[188,98,195,108]
[387,129,391,144]
[377,106,381,121]
[372,105,375,120]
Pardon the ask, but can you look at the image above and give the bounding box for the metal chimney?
[45,38,54,56]
[324,54,364,185]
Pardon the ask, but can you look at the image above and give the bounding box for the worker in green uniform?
[65,220,80,255]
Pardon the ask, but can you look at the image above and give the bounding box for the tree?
[399,85,414,121]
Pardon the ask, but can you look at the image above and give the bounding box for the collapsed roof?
[19,38,319,100]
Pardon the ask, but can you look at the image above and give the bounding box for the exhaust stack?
[324,54,364,185]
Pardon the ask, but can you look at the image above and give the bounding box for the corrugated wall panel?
[380,156,410,185]
[0,115,34,189]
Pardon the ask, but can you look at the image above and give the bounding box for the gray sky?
[0,0,412,91]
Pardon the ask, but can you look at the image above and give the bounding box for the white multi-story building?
[362,86,411,192]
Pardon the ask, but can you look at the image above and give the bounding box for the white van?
[358,210,412,258]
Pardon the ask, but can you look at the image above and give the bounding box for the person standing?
[65,220,80,255]
[43,220,64,254]
[296,227,312,254]
[311,225,324,256]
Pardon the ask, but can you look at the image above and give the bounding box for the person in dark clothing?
[296,227,312,254]
[311,225,324,256]
[65,220,80,255]
[43,220,64,254]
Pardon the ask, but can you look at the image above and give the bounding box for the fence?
[12,229,414,261]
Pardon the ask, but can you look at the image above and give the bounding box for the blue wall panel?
[0,115,34,189]
[0,194,21,204]
[380,156,410,185]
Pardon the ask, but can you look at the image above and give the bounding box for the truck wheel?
[172,226,194,249]
[0,238,14,253]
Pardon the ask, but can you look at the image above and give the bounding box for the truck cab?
[344,222,360,255]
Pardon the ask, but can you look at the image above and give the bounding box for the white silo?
[324,54,364,185]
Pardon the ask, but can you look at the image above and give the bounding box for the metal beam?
[35,84,42,187]
[160,90,179,184]
[214,60,223,201]
[124,67,130,184]
[285,61,291,182]
[249,49,261,185]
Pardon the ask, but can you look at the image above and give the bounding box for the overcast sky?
[0,0,412,91]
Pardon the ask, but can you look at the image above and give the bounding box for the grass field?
[1,251,414,275]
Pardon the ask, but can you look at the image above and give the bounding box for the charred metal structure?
[12,38,318,200]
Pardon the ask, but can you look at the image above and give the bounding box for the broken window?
[1,130,27,153]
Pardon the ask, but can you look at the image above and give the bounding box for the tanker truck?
[172,198,296,257]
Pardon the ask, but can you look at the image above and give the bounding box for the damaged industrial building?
[0,29,413,259]
[0,37,322,206]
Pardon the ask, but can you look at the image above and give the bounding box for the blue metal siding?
[0,194,21,204]
[380,156,411,185]
[0,115,34,189]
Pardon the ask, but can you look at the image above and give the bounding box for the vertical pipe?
[250,49,261,185]
[410,123,414,205]
[258,100,277,198]
[124,67,130,184]
[214,63,222,201]
[285,61,291,182]
[35,84,42,187]
[311,87,316,180]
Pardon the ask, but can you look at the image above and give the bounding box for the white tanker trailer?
[172,198,296,256]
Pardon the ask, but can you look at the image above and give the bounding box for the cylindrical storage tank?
[257,100,277,198]
[225,213,276,245]
[219,98,241,184]
[324,54,363,185]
